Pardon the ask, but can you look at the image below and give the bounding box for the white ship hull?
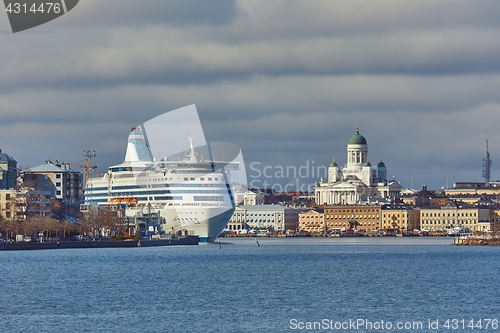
[125,205,235,242]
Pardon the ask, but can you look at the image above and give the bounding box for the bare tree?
[0,210,6,238]
[98,208,124,237]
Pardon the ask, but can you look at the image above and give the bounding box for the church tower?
[346,124,368,166]
[328,157,340,182]
[342,125,373,185]
[377,158,387,183]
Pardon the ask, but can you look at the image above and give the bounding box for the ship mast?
[187,135,197,162]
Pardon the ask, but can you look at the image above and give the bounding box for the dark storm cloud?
[3,1,500,91]
[58,0,238,28]
[5,29,500,92]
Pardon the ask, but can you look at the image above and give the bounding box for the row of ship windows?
[193,196,224,202]
[184,177,220,181]
[144,177,223,182]
[90,183,225,191]
[90,190,225,197]
[158,163,229,169]
[91,195,224,202]
[90,196,182,203]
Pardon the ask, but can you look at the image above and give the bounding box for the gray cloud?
[1,0,500,189]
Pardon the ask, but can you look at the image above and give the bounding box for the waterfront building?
[22,161,84,209]
[400,188,419,196]
[419,200,490,232]
[243,189,265,206]
[492,207,500,224]
[0,187,51,221]
[315,126,401,205]
[400,185,446,207]
[477,220,500,232]
[445,182,500,198]
[381,205,420,232]
[0,189,17,221]
[324,204,381,232]
[298,208,325,234]
[226,205,303,232]
[0,149,17,190]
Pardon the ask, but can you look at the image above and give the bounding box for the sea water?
[0,237,499,332]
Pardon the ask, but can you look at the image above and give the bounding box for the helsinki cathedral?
[315,125,401,205]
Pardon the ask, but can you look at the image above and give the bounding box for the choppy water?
[0,237,499,332]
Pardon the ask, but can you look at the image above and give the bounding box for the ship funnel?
[124,125,153,162]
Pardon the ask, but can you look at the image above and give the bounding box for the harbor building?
[298,208,325,234]
[315,126,401,205]
[0,187,51,221]
[0,149,17,190]
[381,205,420,232]
[419,200,491,232]
[22,161,84,210]
[491,207,500,224]
[400,185,447,208]
[324,204,382,232]
[226,205,303,233]
[0,189,17,220]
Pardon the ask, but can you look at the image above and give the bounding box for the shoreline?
[0,236,199,251]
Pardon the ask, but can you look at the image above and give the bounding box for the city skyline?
[1,1,500,190]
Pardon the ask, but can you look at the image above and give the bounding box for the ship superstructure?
[86,126,238,242]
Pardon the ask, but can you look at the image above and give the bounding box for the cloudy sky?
[1,0,500,191]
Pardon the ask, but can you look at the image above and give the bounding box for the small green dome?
[348,125,367,145]
[378,159,386,168]
[330,159,338,167]
[364,161,371,166]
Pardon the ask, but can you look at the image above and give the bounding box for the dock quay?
[454,234,500,246]
[221,231,427,238]
[0,236,199,251]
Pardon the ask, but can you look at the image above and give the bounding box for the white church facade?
[315,126,401,205]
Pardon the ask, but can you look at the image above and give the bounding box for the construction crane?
[61,162,97,186]
[82,150,97,186]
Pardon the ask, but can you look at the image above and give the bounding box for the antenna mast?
[482,140,491,187]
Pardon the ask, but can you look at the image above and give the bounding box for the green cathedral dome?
[348,125,367,145]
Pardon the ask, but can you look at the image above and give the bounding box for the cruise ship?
[85,125,239,242]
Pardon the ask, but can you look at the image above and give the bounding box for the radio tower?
[482,140,492,187]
